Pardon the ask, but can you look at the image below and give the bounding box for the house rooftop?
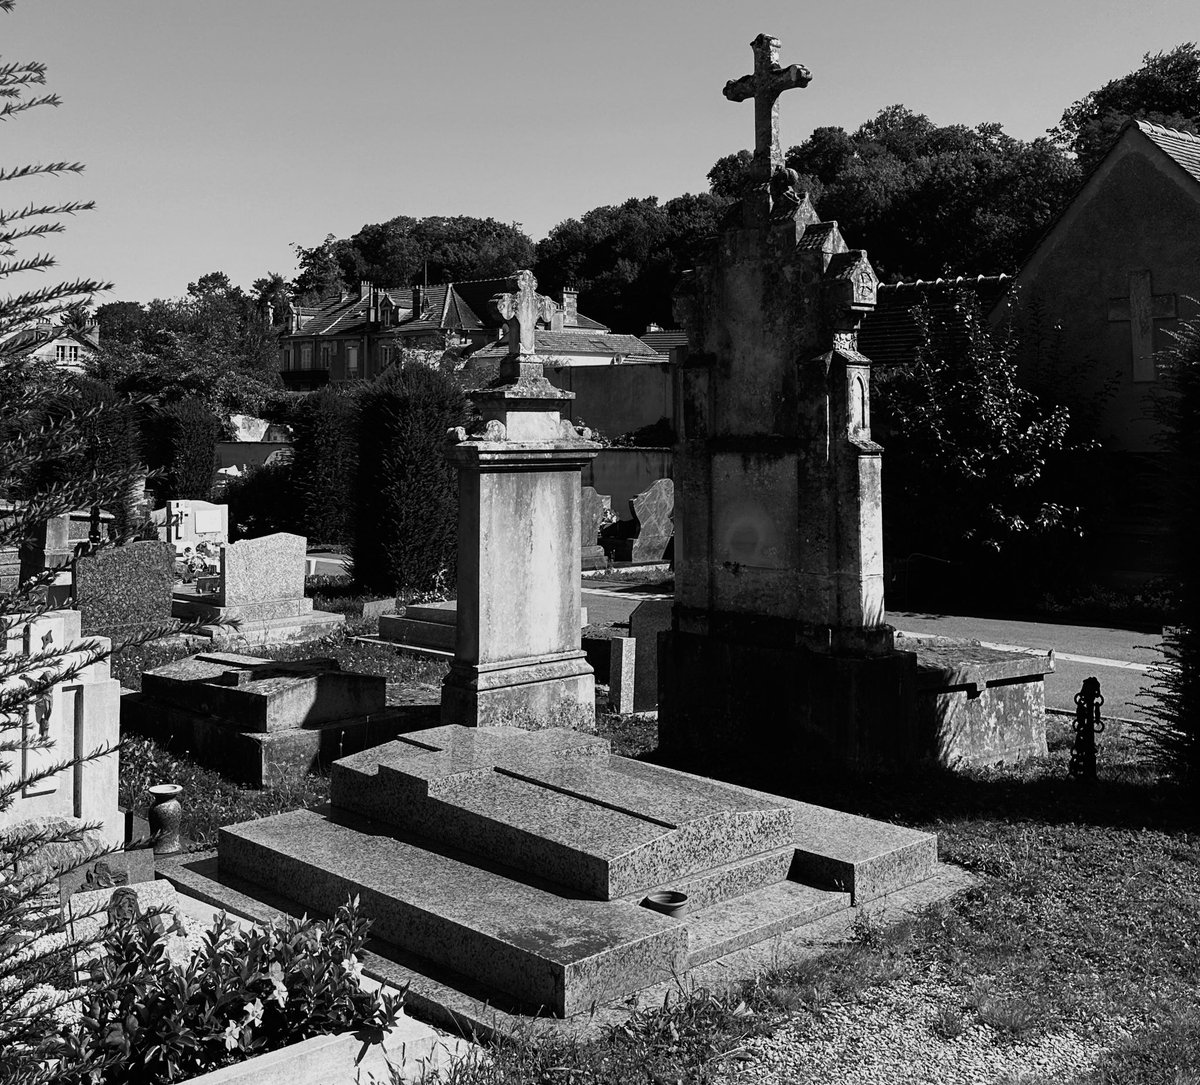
[1134,119,1200,185]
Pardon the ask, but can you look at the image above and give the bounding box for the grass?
[117,681,1200,1083]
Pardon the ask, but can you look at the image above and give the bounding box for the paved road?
[581,585,1161,722]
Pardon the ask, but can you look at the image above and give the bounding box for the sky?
[4,0,1197,304]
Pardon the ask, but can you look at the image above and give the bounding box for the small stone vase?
[148,783,183,856]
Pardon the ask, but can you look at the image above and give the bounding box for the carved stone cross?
[1107,269,1177,383]
[723,34,811,183]
[491,269,555,357]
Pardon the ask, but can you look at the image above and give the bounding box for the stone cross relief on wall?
[491,269,555,357]
[723,33,812,181]
[1107,269,1177,383]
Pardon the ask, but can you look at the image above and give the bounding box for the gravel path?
[720,967,1129,1085]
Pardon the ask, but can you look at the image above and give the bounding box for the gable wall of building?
[1013,145,1200,454]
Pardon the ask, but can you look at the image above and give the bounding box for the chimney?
[562,287,579,327]
[360,280,372,300]
[411,284,424,320]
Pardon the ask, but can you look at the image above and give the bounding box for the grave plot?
[162,724,937,1021]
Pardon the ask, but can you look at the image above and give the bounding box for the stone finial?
[723,34,811,183]
[491,270,555,358]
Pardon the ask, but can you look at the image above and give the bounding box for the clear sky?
[4,0,1196,303]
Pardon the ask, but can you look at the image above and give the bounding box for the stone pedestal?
[443,402,598,729]
[441,272,599,730]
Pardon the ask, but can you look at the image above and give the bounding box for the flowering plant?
[50,897,403,1084]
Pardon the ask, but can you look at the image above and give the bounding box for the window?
[55,344,79,364]
[347,344,360,377]
[300,344,313,370]
[282,347,293,370]
[320,343,332,368]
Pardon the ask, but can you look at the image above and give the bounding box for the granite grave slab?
[206,724,937,1018]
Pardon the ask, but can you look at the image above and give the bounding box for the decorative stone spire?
[723,33,811,182]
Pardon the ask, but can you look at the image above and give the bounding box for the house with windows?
[0,320,99,371]
[277,278,665,431]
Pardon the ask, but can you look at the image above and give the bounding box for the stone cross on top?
[491,269,555,357]
[723,34,811,183]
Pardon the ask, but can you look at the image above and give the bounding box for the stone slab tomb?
[895,633,1052,767]
[123,651,434,786]
[170,532,344,643]
[185,725,936,1018]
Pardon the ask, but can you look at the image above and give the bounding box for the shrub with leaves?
[222,459,299,541]
[874,289,1095,601]
[353,363,466,596]
[290,385,360,548]
[50,897,403,1085]
[142,397,221,503]
[1136,312,1200,793]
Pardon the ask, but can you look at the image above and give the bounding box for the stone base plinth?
[895,632,1052,768]
[659,624,921,773]
[122,691,439,788]
[441,652,596,730]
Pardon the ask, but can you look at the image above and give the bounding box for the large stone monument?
[661,35,920,769]
[441,271,599,728]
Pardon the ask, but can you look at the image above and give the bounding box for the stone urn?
[148,783,184,856]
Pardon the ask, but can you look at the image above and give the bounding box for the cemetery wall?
[584,448,673,522]
[553,361,673,440]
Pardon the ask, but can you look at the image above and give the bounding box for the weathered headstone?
[630,598,672,712]
[152,499,229,556]
[581,485,608,571]
[0,609,123,845]
[73,540,175,638]
[170,532,343,642]
[629,479,674,562]
[442,270,598,728]
[125,651,424,786]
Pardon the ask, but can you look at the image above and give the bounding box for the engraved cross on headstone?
[723,33,812,183]
[491,269,555,358]
[1107,269,1177,383]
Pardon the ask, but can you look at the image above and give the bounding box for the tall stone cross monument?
[442,270,599,729]
[660,35,918,771]
[723,33,811,183]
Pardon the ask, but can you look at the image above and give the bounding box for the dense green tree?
[1053,43,1200,172]
[292,216,535,299]
[708,107,1080,280]
[251,271,292,327]
[534,193,729,332]
[873,290,1094,601]
[290,385,359,548]
[1135,314,1200,794]
[89,275,281,416]
[353,364,466,596]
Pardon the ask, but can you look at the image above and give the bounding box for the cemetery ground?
[113,608,1199,1083]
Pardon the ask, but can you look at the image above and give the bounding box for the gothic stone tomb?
[661,35,923,769]
[179,725,936,1019]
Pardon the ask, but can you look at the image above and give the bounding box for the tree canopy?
[92,274,282,416]
[533,193,729,333]
[292,215,536,301]
[709,106,1080,281]
[1053,42,1200,172]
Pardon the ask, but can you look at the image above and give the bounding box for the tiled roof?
[293,289,412,338]
[797,221,838,250]
[640,329,689,353]
[857,275,1013,367]
[471,330,664,359]
[1136,120,1200,185]
[570,313,609,331]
